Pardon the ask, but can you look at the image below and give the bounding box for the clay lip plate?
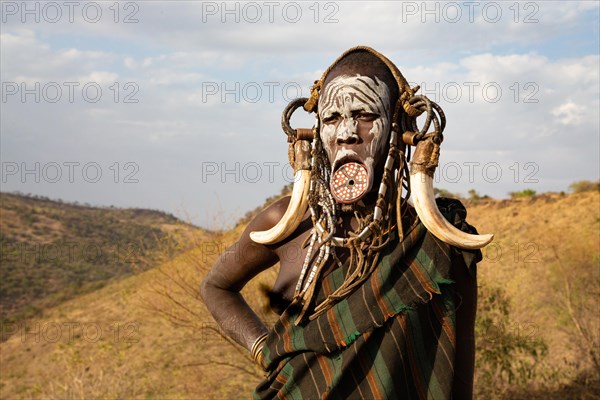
[330,162,369,204]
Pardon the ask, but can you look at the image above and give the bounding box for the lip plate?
[330,160,369,204]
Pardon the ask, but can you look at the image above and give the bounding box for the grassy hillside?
[0,191,598,399]
[0,192,203,327]
[0,222,259,399]
[469,192,600,397]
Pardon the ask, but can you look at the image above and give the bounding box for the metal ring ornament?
[281,97,310,141]
[407,95,446,145]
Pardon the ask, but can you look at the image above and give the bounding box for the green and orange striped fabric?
[253,199,481,399]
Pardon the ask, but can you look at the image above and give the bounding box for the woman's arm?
[200,198,291,351]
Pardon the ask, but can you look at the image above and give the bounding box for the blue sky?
[1,1,599,228]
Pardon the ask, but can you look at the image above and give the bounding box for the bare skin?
[200,74,477,397]
[200,196,311,350]
[199,195,370,349]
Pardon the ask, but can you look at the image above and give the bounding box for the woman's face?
[318,74,391,203]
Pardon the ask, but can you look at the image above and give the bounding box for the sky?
[1,1,599,229]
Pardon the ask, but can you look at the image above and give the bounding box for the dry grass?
[0,191,598,399]
[469,192,600,396]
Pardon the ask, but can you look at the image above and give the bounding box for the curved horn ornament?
[250,99,313,245]
[250,169,310,245]
[409,139,493,250]
[410,172,494,249]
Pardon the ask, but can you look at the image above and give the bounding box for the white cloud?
[552,101,586,125]
[1,2,598,226]
[79,71,119,84]
[0,29,116,81]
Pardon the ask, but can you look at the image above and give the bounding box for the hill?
[0,191,598,399]
[0,192,204,327]
[467,192,600,397]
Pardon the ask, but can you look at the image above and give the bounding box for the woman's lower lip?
[333,154,362,170]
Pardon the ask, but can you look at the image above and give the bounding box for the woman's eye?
[322,114,341,124]
[356,113,378,122]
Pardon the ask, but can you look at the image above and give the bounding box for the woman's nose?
[336,120,359,144]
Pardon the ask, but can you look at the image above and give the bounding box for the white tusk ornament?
[410,172,494,249]
[250,170,310,244]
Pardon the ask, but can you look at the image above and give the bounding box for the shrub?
[434,188,460,199]
[509,189,536,199]
[569,180,600,193]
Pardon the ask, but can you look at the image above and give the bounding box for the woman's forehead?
[319,75,391,111]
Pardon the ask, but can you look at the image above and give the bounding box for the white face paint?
[318,74,391,203]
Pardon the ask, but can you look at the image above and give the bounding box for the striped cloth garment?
[253,199,482,400]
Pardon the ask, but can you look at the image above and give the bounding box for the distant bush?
[509,189,536,199]
[467,189,490,201]
[569,180,600,193]
[434,188,460,199]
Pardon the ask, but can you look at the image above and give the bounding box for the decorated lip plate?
[330,162,369,204]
